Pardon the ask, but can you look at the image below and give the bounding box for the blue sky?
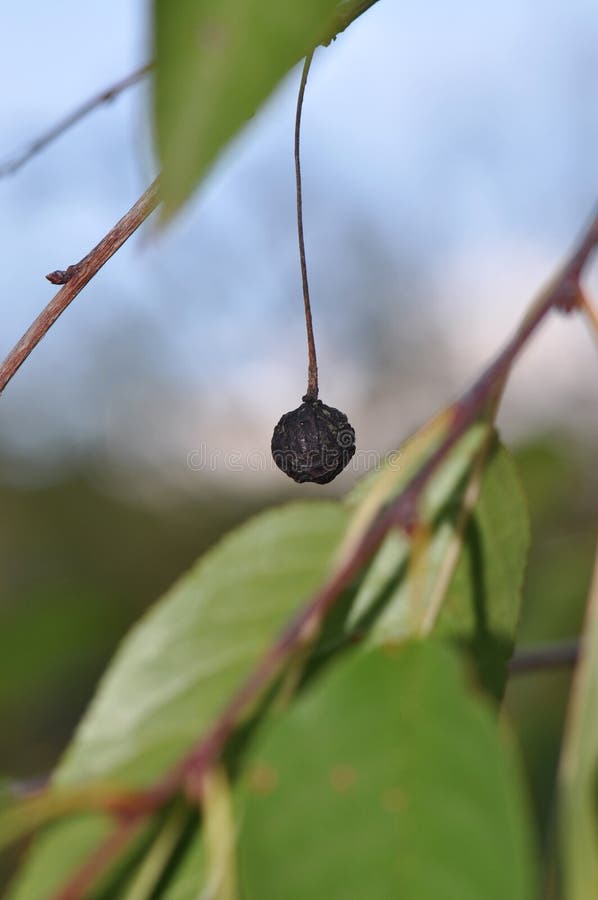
[1,1,597,488]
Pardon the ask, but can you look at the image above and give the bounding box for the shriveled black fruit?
[271,398,356,484]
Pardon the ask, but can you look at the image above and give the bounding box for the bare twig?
[508,641,580,675]
[0,5,381,183]
[0,64,152,179]
[0,5,385,400]
[0,179,160,395]
[43,207,598,899]
[0,3,380,182]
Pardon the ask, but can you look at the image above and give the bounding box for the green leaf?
[327,1,381,41]
[154,0,339,217]
[6,412,529,896]
[60,501,347,787]
[435,441,530,695]
[7,816,114,900]
[122,805,190,900]
[7,501,347,898]
[345,427,529,697]
[344,408,455,519]
[344,422,488,631]
[160,832,206,900]
[238,641,536,900]
[558,553,598,900]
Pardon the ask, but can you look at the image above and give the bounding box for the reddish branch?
[0,179,159,394]
[51,820,142,900]
[167,213,597,784]
[0,64,152,179]
[46,209,598,899]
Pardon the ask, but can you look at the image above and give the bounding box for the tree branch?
[49,820,142,900]
[0,179,160,395]
[0,64,152,179]
[159,209,598,782]
[40,207,598,898]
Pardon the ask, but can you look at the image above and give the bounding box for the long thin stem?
[295,51,319,402]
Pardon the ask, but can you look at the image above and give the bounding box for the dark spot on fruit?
[271,398,356,484]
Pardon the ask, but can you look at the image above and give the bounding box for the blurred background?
[1,0,598,867]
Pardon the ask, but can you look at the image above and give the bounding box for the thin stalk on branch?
[48,208,598,900]
[0,5,383,182]
[294,50,319,402]
[0,64,153,179]
[0,4,386,400]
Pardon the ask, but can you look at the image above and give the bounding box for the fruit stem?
[295,50,319,402]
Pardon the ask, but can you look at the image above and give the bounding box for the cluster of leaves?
[1,1,597,898]
[3,415,537,898]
